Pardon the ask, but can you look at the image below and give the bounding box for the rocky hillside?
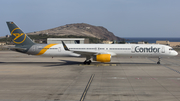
[28,23,123,41]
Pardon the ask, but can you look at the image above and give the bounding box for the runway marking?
[107,77,127,79]
[168,78,180,80]
[148,58,180,74]
[163,65,180,74]
[135,78,142,80]
[80,74,95,101]
[150,78,158,80]
[171,80,180,86]
[107,77,160,80]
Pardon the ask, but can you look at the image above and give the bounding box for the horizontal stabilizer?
[3,46,27,51]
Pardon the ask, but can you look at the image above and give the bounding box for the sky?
[1,0,180,38]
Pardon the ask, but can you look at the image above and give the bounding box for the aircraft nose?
[174,51,178,56]
[175,51,178,56]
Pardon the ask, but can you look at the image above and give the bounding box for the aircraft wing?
[71,50,107,55]
[61,41,116,56]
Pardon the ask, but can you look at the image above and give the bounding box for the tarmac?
[0,51,180,101]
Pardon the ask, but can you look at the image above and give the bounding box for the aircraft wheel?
[83,60,87,64]
[157,57,161,64]
[157,62,160,64]
[83,60,91,65]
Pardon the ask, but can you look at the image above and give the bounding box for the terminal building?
[47,38,89,44]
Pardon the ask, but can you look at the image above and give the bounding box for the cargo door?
[161,46,165,53]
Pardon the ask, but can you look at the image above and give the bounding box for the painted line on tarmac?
[163,65,180,74]
[148,58,180,75]
[80,74,95,101]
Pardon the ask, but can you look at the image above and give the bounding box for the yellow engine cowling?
[93,54,111,62]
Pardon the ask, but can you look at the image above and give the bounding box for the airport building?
[102,41,113,44]
[156,41,180,47]
[0,42,6,45]
[47,38,89,44]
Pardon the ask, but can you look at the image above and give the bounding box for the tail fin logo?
[11,28,26,44]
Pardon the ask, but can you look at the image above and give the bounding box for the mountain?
[27,23,123,41]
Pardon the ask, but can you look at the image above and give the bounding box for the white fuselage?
[29,44,178,58]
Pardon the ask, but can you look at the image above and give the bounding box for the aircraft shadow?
[44,60,83,67]
[0,60,157,67]
[0,60,83,67]
[45,60,157,67]
[0,62,63,65]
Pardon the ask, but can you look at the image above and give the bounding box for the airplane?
[6,21,178,65]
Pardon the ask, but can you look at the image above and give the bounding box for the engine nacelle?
[93,54,111,62]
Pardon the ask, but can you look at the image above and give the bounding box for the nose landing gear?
[157,57,160,64]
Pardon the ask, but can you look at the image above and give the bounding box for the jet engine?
[93,54,111,62]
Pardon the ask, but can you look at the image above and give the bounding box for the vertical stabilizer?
[6,22,34,46]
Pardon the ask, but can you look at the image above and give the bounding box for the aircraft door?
[161,46,165,53]
[58,47,61,52]
[131,46,135,53]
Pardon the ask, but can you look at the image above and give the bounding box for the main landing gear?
[84,60,91,65]
[157,57,161,64]
[84,56,91,65]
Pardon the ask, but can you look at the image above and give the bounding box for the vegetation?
[0,37,12,43]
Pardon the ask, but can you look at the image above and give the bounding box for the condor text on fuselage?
[135,46,160,53]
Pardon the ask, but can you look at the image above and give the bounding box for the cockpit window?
[169,48,174,50]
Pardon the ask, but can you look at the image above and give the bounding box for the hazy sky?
[1,0,180,38]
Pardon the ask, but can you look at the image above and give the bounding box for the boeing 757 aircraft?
[6,22,178,64]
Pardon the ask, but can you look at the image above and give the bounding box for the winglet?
[62,41,70,51]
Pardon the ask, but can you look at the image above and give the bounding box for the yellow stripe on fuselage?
[36,44,57,55]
